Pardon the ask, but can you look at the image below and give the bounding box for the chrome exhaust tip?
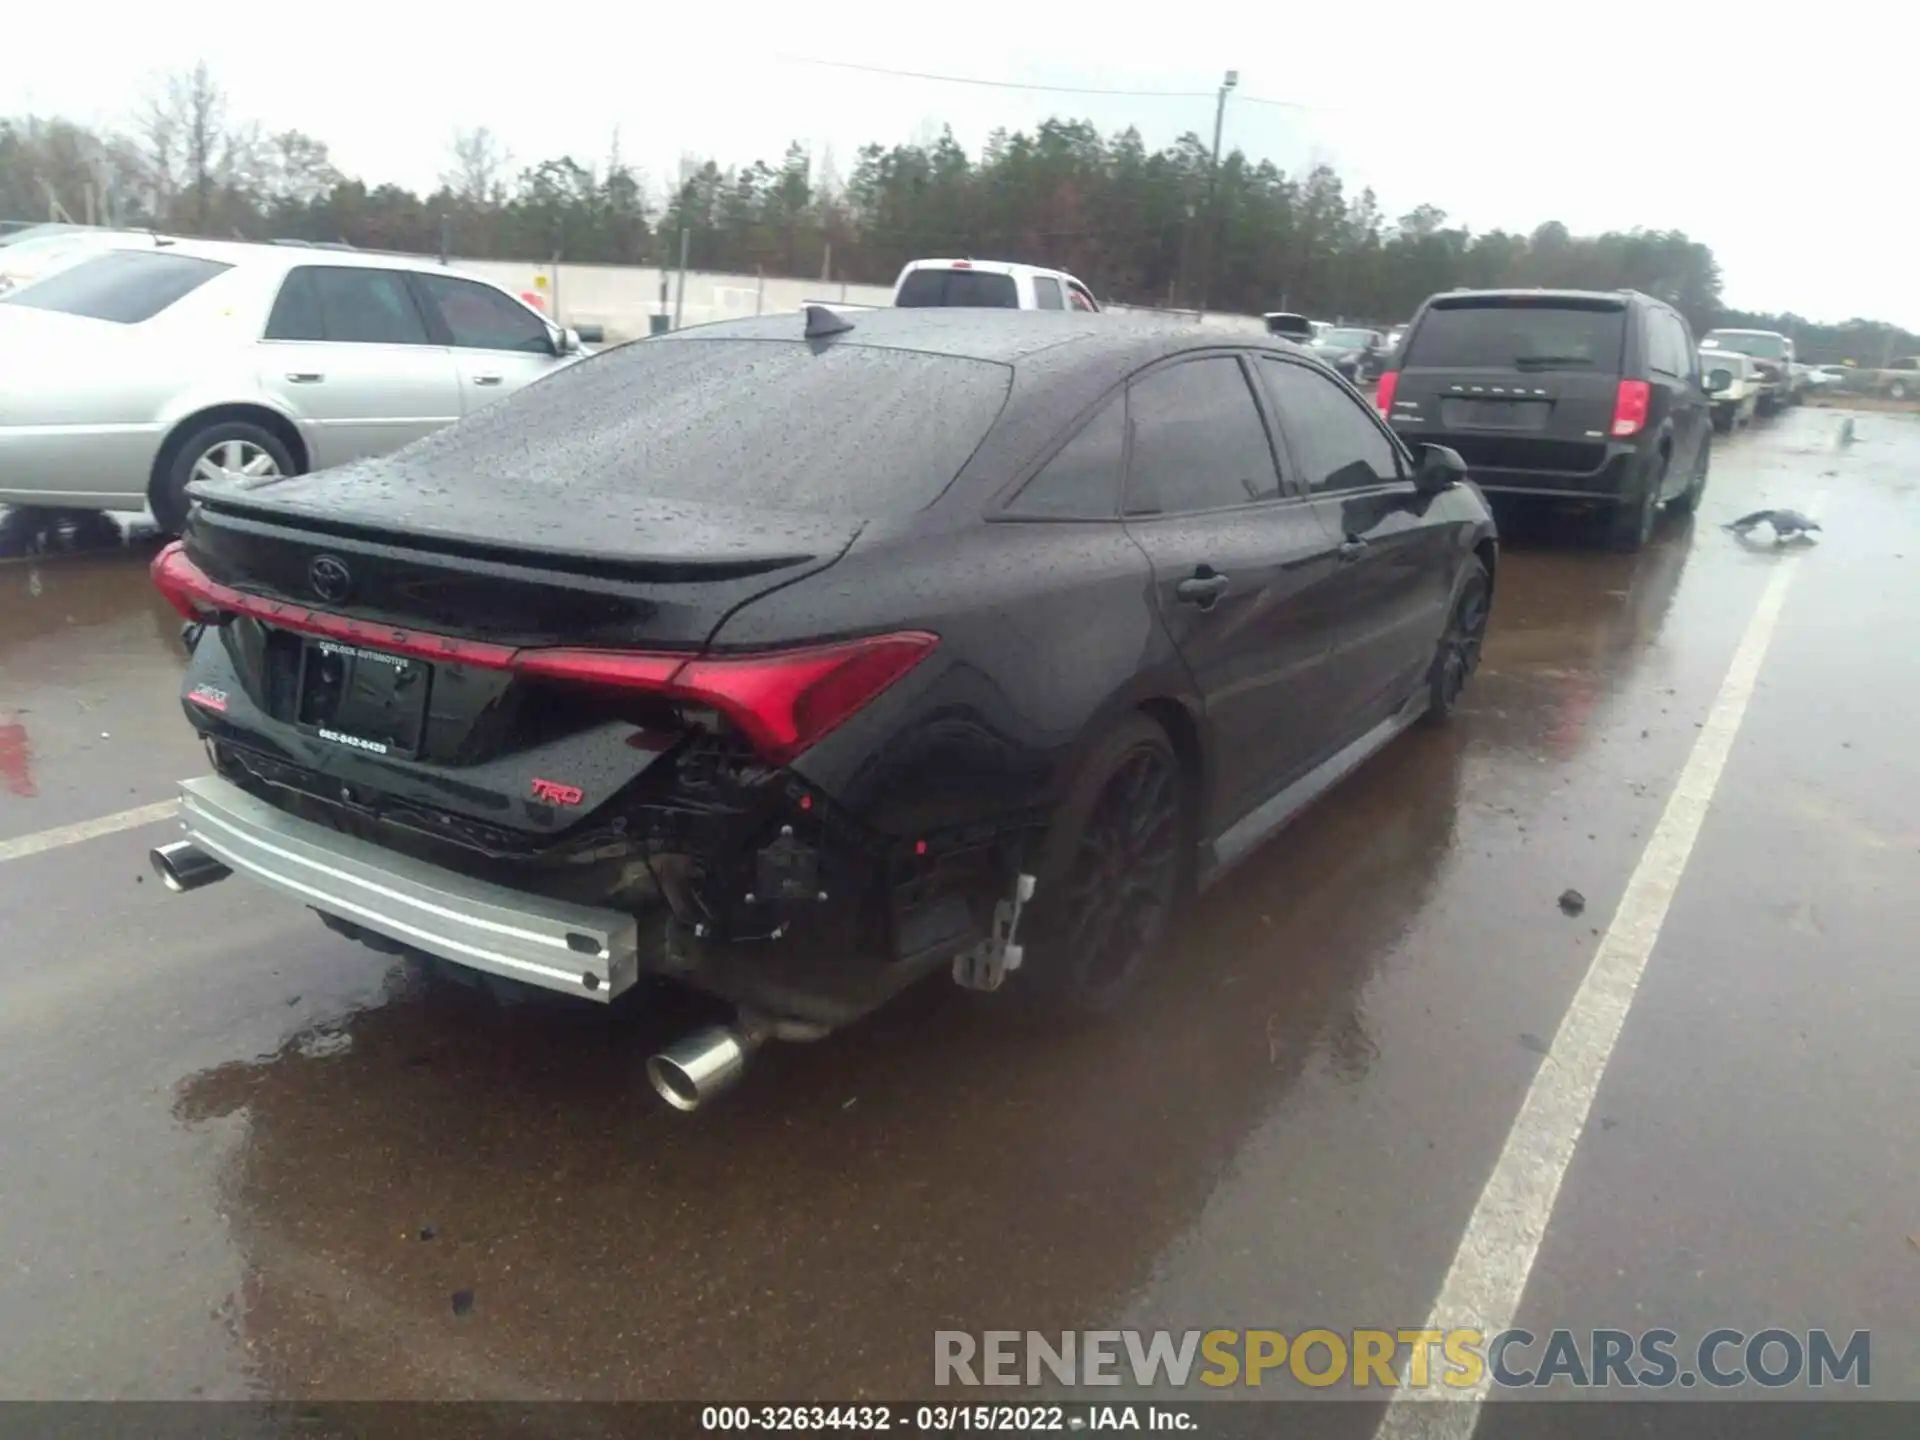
[150,840,231,894]
[646,1025,757,1112]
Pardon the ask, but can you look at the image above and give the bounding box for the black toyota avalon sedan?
[149,307,1496,1109]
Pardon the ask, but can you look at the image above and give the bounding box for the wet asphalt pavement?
[0,406,1915,1415]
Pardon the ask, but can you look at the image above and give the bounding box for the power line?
[776,54,1312,110]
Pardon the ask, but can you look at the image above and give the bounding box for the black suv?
[1376,289,1711,551]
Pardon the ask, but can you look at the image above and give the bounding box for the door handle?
[1338,538,1369,562]
[473,374,504,386]
[1174,570,1231,607]
[284,372,324,383]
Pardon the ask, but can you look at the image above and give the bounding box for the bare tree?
[441,126,511,206]
[129,62,255,230]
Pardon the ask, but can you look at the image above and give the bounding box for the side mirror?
[554,326,583,356]
[1704,368,1732,395]
[1413,443,1467,495]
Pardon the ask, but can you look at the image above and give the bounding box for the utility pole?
[1197,69,1238,315]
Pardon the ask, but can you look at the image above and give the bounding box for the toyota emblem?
[308,554,353,604]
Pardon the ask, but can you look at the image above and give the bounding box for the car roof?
[97,236,452,276]
[664,306,1284,369]
[660,309,1325,520]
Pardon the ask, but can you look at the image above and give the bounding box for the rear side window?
[1404,301,1626,372]
[1068,285,1098,313]
[1260,359,1402,493]
[896,268,1020,309]
[413,272,552,353]
[268,266,430,345]
[1008,396,1124,518]
[1125,357,1282,515]
[408,338,1012,517]
[1032,276,1064,310]
[3,250,230,324]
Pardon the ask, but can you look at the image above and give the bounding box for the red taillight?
[1611,379,1651,437]
[151,542,937,762]
[1375,370,1399,414]
[670,634,938,762]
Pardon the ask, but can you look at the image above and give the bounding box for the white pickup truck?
[889,258,1100,312]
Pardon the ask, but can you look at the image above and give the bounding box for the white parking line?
[1375,502,1820,1438]
[0,799,181,865]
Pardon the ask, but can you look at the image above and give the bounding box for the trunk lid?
[180,494,861,842]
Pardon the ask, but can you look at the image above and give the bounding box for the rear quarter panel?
[708,519,1197,840]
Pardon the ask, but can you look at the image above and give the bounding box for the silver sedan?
[0,237,591,532]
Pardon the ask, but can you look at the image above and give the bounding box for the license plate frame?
[295,638,433,759]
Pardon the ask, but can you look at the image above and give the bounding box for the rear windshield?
[398,338,1013,517]
[1701,331,1787,360]
[2,249,230,324]
[1404,300,1626,372]
[895,268,1020,309]
[1265,314,1314,338]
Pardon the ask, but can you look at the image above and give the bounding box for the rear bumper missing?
[171,774,641,1001]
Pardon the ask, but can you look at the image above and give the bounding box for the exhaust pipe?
[647,1024,762,1112]
[151,840,231,894]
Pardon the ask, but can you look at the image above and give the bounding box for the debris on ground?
[1520,1033,1550,1055]
[1558,888,1587,916]
[452,1288,474,1316]
[419,1224,437,1242]
[1725,509,1822,541]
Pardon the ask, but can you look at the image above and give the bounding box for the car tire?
[1606,456,1664,553]
[1421,556,1490,725]
[1711,407,1734,436]
[1012,714,1191,1018]
[1667,437,1710,516]
[152,420,296,535]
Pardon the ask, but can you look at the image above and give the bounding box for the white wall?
[451,257,1266,341]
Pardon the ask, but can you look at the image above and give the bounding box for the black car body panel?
[166,309,1497,1028]
[1383,289,1710,513]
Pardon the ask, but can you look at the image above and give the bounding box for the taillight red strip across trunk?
[152,542,937,763]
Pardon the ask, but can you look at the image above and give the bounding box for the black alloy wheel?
[1019,716,1188,1016]
[1425,558,1490,724]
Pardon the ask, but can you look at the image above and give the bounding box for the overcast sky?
[9,1,1910,327]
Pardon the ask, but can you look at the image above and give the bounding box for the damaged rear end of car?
[151,323,1031,1109]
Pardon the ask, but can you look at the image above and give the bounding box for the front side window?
[413,272,552,353]
[1125,357,1282,515]
[1260,358,1402,494]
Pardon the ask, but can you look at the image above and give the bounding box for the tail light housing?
[150,542,937,763]
[1374,370,1399,414]
[1610,379,1651,437]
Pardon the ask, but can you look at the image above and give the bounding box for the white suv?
[892,258,1100,312]
[0,238,590,531]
